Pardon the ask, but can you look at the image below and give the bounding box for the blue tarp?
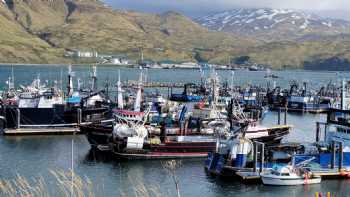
[66,96,81,103]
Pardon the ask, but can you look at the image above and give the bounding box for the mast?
[11,66,14,90]
[231,71,234,96]
[210,66,219,110]
[117,70,124,109]
[140,48,144,63]
[7,66,15,90]
[134,70,143,112]
[341,79,346,110]
[91,65,97,92]
[77,78,82,91]
[67,65,74,97]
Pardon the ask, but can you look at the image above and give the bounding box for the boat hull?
[261,175,321,186]
[114,151,208,160]
[80,124,112,149]
[249,126,291,146]
[3,105,110,130]
[112,141,217,160]
[0,115,5,134]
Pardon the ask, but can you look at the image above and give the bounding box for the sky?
[103,0,350,19]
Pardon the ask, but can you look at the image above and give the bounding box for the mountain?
[0,1,64,63]
[241,39,350,69]
[0,0,257,64]
[196,8,350,41]
[1,1,350,70]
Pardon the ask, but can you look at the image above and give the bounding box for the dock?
[123,81,188,89]
[223,167,346,183]
[3,119,113,136]
[4,127,81,135]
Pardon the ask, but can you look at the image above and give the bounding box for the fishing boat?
[287,82,332,113]
[83,67,289,158]
[264,74,279,79]
[170,83,203,102]
[321,80,350,150]
[261,157,321,186]
[104,97,220,158]
[81,69,147,150]
[204,114,292,176]
[80,121,114,150]
[0,65,112,134]
[261,165,321,186]
[111,132,217,159]
[324,108,350,151]
[0,101,5,133]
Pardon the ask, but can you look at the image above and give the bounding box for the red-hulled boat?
[110,134,218,159]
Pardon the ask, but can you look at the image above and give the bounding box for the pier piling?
[284,107,287,125]
[339,142,343,172]
[16,108,20,129]
[316,122,320,142]
[260,143,265,173]
[253,143,258,173]
[77,108,82,126]
[331,141,336,169]
[277,108,281,125]
[253,141,265,173]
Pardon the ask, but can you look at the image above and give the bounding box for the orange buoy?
[340,171,348,176]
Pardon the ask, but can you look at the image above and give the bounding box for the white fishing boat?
[261,157,321,186]
[261,166,321,186]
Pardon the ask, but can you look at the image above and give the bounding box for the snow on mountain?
[196,8,350,40]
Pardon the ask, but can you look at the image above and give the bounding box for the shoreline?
[0,63,345,73]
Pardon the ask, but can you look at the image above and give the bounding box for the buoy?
[340,171,348,176]
[304,172,309,184]
[347,173,350,178]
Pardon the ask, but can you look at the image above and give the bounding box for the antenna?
[91,65,97,91]
[11,65,14,89]
[60,67,64,100]
[231,71,234,95]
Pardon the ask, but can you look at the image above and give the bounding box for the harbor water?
[0,65,349,196]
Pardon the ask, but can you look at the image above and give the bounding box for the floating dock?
[223,167,346,183]
[3,119,113,135]
[4,127,80,135]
